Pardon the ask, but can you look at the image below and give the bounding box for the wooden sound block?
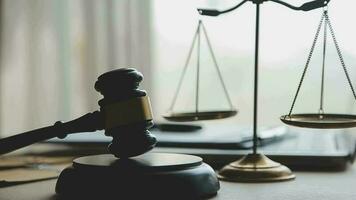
[55,153,219,199]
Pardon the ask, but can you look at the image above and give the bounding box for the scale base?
[55,153,219,199]
[218,153,295,182]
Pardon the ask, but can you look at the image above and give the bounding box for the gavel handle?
[0,111,104,155]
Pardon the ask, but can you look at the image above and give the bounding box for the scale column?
[253,1,260,155]
[218,0,295,182]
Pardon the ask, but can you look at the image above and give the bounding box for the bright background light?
[152,0,356,127]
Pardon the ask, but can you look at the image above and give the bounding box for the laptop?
[48,123,356,170]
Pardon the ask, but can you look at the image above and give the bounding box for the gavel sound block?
[0,68,219,199]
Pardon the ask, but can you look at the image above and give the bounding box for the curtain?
[0,0,152,137]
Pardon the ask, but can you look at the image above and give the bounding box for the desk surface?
[0,163,355,200]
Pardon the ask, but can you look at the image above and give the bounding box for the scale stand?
[163,20,237,122]
[198,0,330,182]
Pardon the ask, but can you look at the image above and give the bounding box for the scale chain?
[319,10,328,115]
[287,13,325,117]
[169,23,201,111]
[200,22,235,109]
[325,13,356,101]
[196,21,201,113]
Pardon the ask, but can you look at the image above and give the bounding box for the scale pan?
[280,113,356,129]
[163,110,237,122]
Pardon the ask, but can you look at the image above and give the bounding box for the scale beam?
[270,0,330,11]
[197,0,330,16]
[197,0,248,16]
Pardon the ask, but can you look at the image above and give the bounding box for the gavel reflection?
[0,68,157,158]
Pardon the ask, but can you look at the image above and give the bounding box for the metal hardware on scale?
[163,20,237,122]
[198,0,331,182]
[281,7,356,129]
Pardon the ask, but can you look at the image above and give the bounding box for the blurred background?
[0,0,356,137]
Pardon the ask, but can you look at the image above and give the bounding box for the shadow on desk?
[1,146,356,200]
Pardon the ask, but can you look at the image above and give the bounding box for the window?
[151,0,356,127]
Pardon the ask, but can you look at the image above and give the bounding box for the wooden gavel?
[0,68,157,158]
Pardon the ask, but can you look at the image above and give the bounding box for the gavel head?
[94,68,157,158]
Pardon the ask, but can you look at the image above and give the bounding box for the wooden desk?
[0,163,355,200]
